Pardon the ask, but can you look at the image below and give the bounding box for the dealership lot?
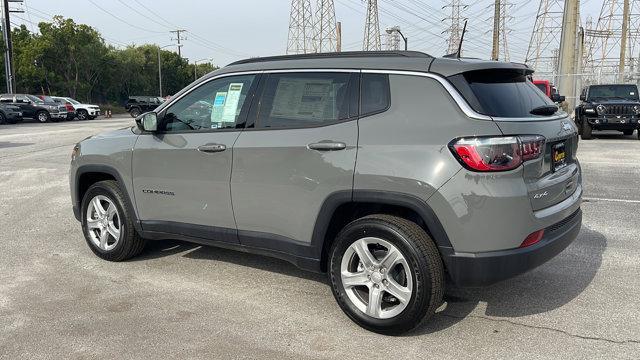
[1,118,639,359]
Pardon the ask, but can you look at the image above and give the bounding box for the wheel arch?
[75,165,141,232]
[312,190,453,272]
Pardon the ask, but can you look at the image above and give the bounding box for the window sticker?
[211,91,227,128]
[221,83,244,124]
[631,92,636,96]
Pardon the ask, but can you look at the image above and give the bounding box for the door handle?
[307,141,347,151]
[197,143,227,153]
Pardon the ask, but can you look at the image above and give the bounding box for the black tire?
[80,180,146,261]
[77,109,88,121]
[0,111,5,124]
[329,214,444,335]
[581,120,593,140]
[129,107,141,118]
[36,110,50,123]
[623,130,634,136]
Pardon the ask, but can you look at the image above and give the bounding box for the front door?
[231,71,359,256]
[132,74,258,243]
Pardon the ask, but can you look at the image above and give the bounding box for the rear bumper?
[443,209,582,287]
[51,112,67,119]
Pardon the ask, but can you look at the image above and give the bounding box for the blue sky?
[13,0,603,66]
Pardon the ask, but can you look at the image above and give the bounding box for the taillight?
[450,135,545,172]
[65,103,74,111]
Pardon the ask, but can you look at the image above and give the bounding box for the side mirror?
[136,112,158,132]
[551,94,566,103]
[579,94,586,101]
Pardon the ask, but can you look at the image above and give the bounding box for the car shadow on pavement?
[135,239,328,285]
[588,132,638,141]
[411,226,607,335]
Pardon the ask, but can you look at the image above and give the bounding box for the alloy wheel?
[85,195,122,251]
[340,237,414,319]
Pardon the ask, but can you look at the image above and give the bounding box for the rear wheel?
[81,180,146,261]
[36,110,50,123]
[623,130,634,136]
[581,120,593,140]
[329,214,444,335]
[0,112,5,124]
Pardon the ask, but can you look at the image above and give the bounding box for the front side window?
[256,72,353,129]
[161,74,256,132]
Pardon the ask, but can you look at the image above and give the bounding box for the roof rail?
[228,51,432,66]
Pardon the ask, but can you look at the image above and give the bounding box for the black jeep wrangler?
[575,84,640,140]
[124,96,164,118]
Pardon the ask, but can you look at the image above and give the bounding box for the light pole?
[385,26,408,51]
[158,44,182,97]
[194,58,214,81]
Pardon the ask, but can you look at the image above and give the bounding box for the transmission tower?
[287,0,315,54]
[443,1,468,55]
[314,0,338,52]
[526,0,565,77]
[385,26,402,50]
[363,0,381,51]
[583,0,640,82]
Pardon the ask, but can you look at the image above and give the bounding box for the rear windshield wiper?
[530,105,558,116]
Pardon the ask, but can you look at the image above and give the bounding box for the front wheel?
[329,214,444,335]
[623,130,634,136]
[129,107,141,118]
[36,111,50,123]
[77,109,88,121]
[81,180,146,261]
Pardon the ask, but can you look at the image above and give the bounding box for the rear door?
[231,71,359,254]
[132,74,258,242]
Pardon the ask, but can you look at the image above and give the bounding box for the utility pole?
[336,21,342,52]
[557,0,579,109]
[2,0,22,93]
[619,0,630,81]
[170,29,186,57]
[492,0,500,60]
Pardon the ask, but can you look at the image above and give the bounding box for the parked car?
[533,79,565,103]
[0,103,23,124]
[575,84,640,139]
[70,51,582,335]
[36,95,72,121]
[54,97,101,120]
[51,96,77,120]
[125,96,164,118]
[0,93,67,123]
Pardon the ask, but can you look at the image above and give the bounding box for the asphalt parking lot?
[1,117,639,359]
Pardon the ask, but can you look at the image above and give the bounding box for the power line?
[87,0,164,34]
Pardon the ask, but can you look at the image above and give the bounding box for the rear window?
[449,69,556,118]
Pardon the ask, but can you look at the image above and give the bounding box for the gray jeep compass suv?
[70,51,582,334]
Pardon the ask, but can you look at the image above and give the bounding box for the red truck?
[533,79,565,103]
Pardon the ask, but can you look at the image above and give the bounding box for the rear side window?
[361,73,390,116]
[256,72,354,129]
[449,69,555,118]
